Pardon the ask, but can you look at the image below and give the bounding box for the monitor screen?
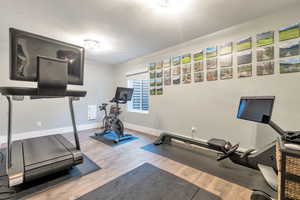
[115,87,134,101]
[10,28,85,85]
[237,96,275,124]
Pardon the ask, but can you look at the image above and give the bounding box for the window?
[127,78,149,113]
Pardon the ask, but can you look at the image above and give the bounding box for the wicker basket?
[277,138,300,200]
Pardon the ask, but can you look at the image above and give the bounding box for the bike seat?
[102,103,108,106]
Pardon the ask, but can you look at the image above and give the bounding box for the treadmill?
[0,28,86,187]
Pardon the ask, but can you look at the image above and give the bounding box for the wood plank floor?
[25,129,252,200]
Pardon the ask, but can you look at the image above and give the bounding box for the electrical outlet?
[191,126,197,133]
[37,121,42,127]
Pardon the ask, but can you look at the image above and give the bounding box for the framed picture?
[163,58,171,68]
[220,68,233,80]
[164,77,171,85]
[172,56,181,66]
[172,66,180,84]
[257,61,274,76]
[182,74,191,84]
[280,57,300,74]
[149,63,156,71]
[206,57,217,70]
[219,54,233,68]
[193,51,204,61]
[206,47,217,58]
[194,61,203,72]
[150,88,156,95]
[219,42,233,55]
[164,68,171,77]
[182,54,191,64]
[237,37,252,51]
[163,58,171,86]
[172,75,180,84]
[156,77,163,86]
[279,40,300,58]
[194,72,204,83]
[256,46,274,62]
[182,64,191,74]
[156,68,163,78]
[237,50,252,65]
[279,24,300,41]
[164,67,171,85]
[149,62,156,95]
[150,71,156,79]
[238,64,252,78]
[156,87,163,95]
[257,31,274,47]
[150,78,156,87]
[172,66,180,75]
[207,70,218,81]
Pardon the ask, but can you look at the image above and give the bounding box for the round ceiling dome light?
[84,39,101,51]
[158,0,170,8]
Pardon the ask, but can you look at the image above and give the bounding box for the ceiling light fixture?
[84,39,101,51]
[153,0,191,15]
[158,0,170,8]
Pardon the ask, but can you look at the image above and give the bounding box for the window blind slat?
[128,78,149,112]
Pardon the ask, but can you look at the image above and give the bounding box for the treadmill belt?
[23,135,71,167]
[142,143,277,198]
[0,152,100,200]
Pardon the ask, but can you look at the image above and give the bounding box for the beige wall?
[114,4,300,149]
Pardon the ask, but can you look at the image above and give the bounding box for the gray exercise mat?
[77,163,220,200]
[142,143,276,198]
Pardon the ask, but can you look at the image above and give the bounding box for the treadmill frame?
[4,95,82,186]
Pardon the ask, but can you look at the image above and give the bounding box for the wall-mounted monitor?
[237,96,275,124]
[10,28,85,85]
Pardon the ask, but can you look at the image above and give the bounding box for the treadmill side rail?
[72,151,83,165]
[8,141,24,187]
[8,173,23,187]
[55,134,83,165]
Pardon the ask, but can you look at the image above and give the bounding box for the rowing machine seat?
[208,138,231,153]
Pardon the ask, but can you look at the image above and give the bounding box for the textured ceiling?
[0,0,299,64]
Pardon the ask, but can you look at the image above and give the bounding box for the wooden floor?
[26,129,252,200]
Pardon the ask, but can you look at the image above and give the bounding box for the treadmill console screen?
[237,96,275,124]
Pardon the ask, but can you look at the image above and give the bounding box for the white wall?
[114,4,300,149]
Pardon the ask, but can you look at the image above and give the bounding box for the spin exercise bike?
[95,87,134,143]
[154,96,300,200]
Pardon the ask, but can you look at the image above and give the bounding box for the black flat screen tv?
[10,28,85,85]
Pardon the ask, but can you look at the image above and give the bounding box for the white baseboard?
[124,122,248,152]
[0,122,101,145]
[124,122,161,136]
